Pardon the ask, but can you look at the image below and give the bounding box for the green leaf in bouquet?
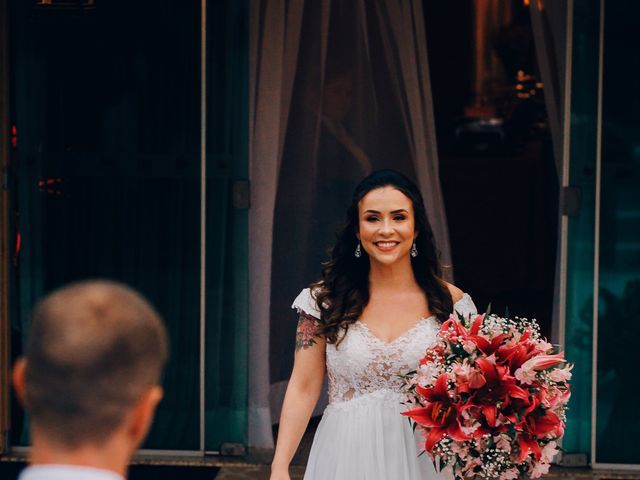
[449,342,470,359]
[446,352,457,360]
[485,302,492,316]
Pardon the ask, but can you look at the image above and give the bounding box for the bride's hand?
[269,467,291,480]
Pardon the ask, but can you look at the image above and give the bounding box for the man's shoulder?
[19,465,125,480]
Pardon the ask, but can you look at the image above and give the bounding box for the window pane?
[10,0,202,450]
[563,0,601,454]
[595,0,640,464]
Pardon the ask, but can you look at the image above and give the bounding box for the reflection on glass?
[9,0,201,449]
[595,0,640,464]
[562,0,600,455]
[203,1,250,449]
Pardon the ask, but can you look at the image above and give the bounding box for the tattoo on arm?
[296,312,320,351]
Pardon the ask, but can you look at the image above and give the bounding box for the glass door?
[593,0,640,467]
[6,0,248,452]
[562,0,600,457]
[203,0,249,451]
[564,0,640,467]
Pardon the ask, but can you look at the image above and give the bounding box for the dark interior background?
[424,0,558,338]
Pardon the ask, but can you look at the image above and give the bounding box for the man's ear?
[128,386,163,448]
[12,358,27,407]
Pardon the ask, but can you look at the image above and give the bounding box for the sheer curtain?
[249,0,305,449]
[530,0,567,179]
[250,0,449,448]
[529,0,568,344]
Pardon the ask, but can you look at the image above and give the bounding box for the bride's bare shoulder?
[444,282,465,304]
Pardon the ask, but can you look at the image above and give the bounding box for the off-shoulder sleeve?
[453,293,478,319]
[291,288,322,319]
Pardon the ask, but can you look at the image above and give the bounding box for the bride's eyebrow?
[363,209,408,214]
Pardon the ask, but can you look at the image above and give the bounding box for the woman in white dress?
[270,170,477,480]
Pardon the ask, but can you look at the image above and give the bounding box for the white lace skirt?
[303,390,443,480]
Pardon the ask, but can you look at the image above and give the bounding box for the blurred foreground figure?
[13,280,169,480]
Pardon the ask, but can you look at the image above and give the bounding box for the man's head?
[13,280,168,453]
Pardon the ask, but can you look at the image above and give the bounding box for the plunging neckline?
[355,315,437,345]
[354,293,470,345]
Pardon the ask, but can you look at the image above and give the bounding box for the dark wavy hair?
[310,169,453,345]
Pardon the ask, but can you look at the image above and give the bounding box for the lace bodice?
[292,289,477,405]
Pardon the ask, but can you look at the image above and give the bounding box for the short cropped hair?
[24,280,168,447]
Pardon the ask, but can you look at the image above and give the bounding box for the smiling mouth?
[374,241,400,250]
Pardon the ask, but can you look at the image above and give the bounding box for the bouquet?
[401,311,572,480]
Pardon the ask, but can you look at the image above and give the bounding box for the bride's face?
[357,186,417,267]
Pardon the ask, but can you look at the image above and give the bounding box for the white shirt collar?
[19,465,125,480]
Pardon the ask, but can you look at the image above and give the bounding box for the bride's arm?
[271,313,326,478]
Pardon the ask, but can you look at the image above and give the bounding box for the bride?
[270,170,477,480]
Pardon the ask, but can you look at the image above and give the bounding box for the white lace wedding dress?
[292,288,478,480]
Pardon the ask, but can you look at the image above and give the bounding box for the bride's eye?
[365,216,379,222]
[394,215,407,221]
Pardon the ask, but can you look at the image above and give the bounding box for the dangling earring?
[410,242,418,258]
[355,243,362,258]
